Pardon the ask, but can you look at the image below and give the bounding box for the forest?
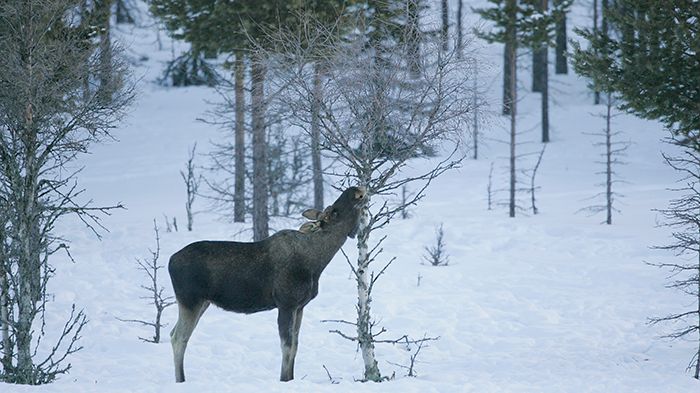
[0,0,698,391]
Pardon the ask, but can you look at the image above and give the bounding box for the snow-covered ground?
[3,1,699,392]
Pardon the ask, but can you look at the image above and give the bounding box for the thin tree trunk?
[97,0,113,104]
[80,0,90,101]
[532,0,547,93]
[503,39,513,116]
[533,48,544,93]
[541,40,549,143]
[554,0,568,74]
[0,228,11,370]
[507,0,517,217]
[696,243,700,379]
[602,0,609,54]
[251,58,269,241]
[605,93,612,224]
[457,0,463,58]
[234,52,246,223]
[441,0,448,52]
[593,0,600,105]
[355,199,381,382]
[311,62,324,211]
[472,59,478,159]
[115,0,134,24]
[406,0,421,77]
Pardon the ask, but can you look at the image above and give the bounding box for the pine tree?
[474,0,567,214]
[572,0,699,147]
[474,0,569,142]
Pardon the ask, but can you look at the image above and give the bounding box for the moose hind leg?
[171,302,208,383]
[278,307,302,382]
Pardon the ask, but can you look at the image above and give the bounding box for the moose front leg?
[277,307,303,381]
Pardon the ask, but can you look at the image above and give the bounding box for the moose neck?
[305,225,352,274]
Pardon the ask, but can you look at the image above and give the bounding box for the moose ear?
[302,209,323,220]
[299,221,320,234]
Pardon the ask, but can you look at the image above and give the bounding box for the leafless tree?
[117,221,176,343]
[180,144,200,231]
[528,144,546,215]
[648,144,700,380]
[386,334,438,377]
[423,224,449,266]
[487,162,495,210]
[267,125,313,217]
[0,0,133,383]
[579,94,629,224]
[265,10,476,381]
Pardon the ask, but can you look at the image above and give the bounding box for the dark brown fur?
[168,187,365,382]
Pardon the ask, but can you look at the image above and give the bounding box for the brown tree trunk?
[311,62,324,211]
[97,0,113,104]
[554,0,568,74]
[234,52,246,223]
[251,58,269,241]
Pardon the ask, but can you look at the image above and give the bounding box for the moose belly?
[209,279,276,314]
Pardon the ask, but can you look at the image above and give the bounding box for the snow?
[2,1,699,392]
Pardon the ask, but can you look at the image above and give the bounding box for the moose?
[168,186,366,382]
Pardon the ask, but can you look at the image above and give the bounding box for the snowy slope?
[2,1,699,392]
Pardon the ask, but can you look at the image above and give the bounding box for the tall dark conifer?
[572,0,699,146]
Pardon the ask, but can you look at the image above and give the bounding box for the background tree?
[180,144,200,231]
[456,0,463,58]
[115,0,137,24]
[649,146,700,379]
[150,0,348,238]
[441,0,448,52]
[578,94,629,224]
[117,221,176,343]
[269,8,474,381]
[0,0,133,384]
[572,0,699,148]
[553,0,568,74]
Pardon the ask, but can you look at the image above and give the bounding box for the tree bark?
[97,0,113,104]
[234,52,246,223]
[457,0,463,58]
[532,0,547,93]
[503,39,514,116]
[0,222,11,370]
[311,62,324,211]
[472,59,478,159]
[532,48,545,93]
[115,0,134,24]
[593,0,600,105]
[554,0,568,74]
[696,246,700,379]
[441,0,449,52]
[355,199,381,382]
[541,39,550,143]
[406,0,421,77]
[605,94,612,224]
[251,58,269,241]
[507,0,517,217]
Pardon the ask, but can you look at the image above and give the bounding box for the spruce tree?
[572,0,699,147]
